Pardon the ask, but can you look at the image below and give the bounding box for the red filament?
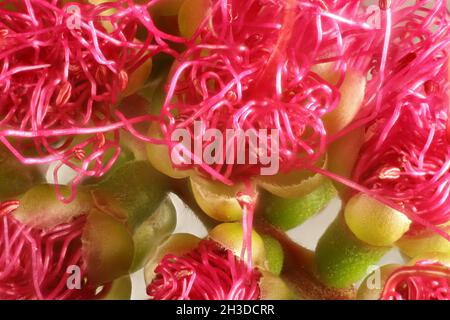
[0,0,181,201]
[381,261,450,300]
[351,0,450,231]
[0,200,107,300]
[147,240,262,300]
[159,0,376,184]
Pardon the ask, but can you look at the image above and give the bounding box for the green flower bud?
[190,176,253,221]
[259,270,299,300]
[315,213,389,288]
[261,235,284,276]
[90,161,169,231]
[0,148,43,201]
[131,197,177,272]
[101,276,133,300]
[344,193,411,247]
[260,179,336,230]
[209,222,266,268]
[397,224,450,258]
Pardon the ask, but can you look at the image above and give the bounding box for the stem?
[254,217,356,300]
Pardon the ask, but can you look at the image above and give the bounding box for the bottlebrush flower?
[0,0,182,201]
[315,0,450,288]
[145,224,296,300]
[146,0,375,232]
[0,157,178,300]
[0,193,134,300]
[381,261,450,300]
[352,52,450,232]
[147,239,262,300]
[150,0,375,184]
[358,253,450,300]
[344,0,450,232]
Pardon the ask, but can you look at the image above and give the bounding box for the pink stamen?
[159,0,376,182]
[0,200,108,300]
[315,1,450,235]
[0,0,183,202]
[381,261,450,300]
[350,5,450,230]
[147,240,262,300]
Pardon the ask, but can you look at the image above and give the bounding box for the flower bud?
[259,270,298,300]
[261,235,284,276]
[260,179,336,230]
[316,213,389,288]
[397,223,450,258]
[190,176,251,221]
[256,156,328,198]
[178,0,211,39]
[90,161,169,230]
[344,193,411,246]
[323,70,366,135]
[209,222,266,267]
[0,148,43,201]
[131,197,177,272]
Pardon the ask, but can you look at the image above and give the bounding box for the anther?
[118,70,129,92]
[378,166,401,180]
[55,82,72,106]
[424,80,438,95]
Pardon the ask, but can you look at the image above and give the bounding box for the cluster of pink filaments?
[160,0,378,184]
[350,0,450,231]
[381,261,450,300]
[147,240,262,300]
[151,0,450,297]
[0,0,181,201]
[0,200,106,300]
